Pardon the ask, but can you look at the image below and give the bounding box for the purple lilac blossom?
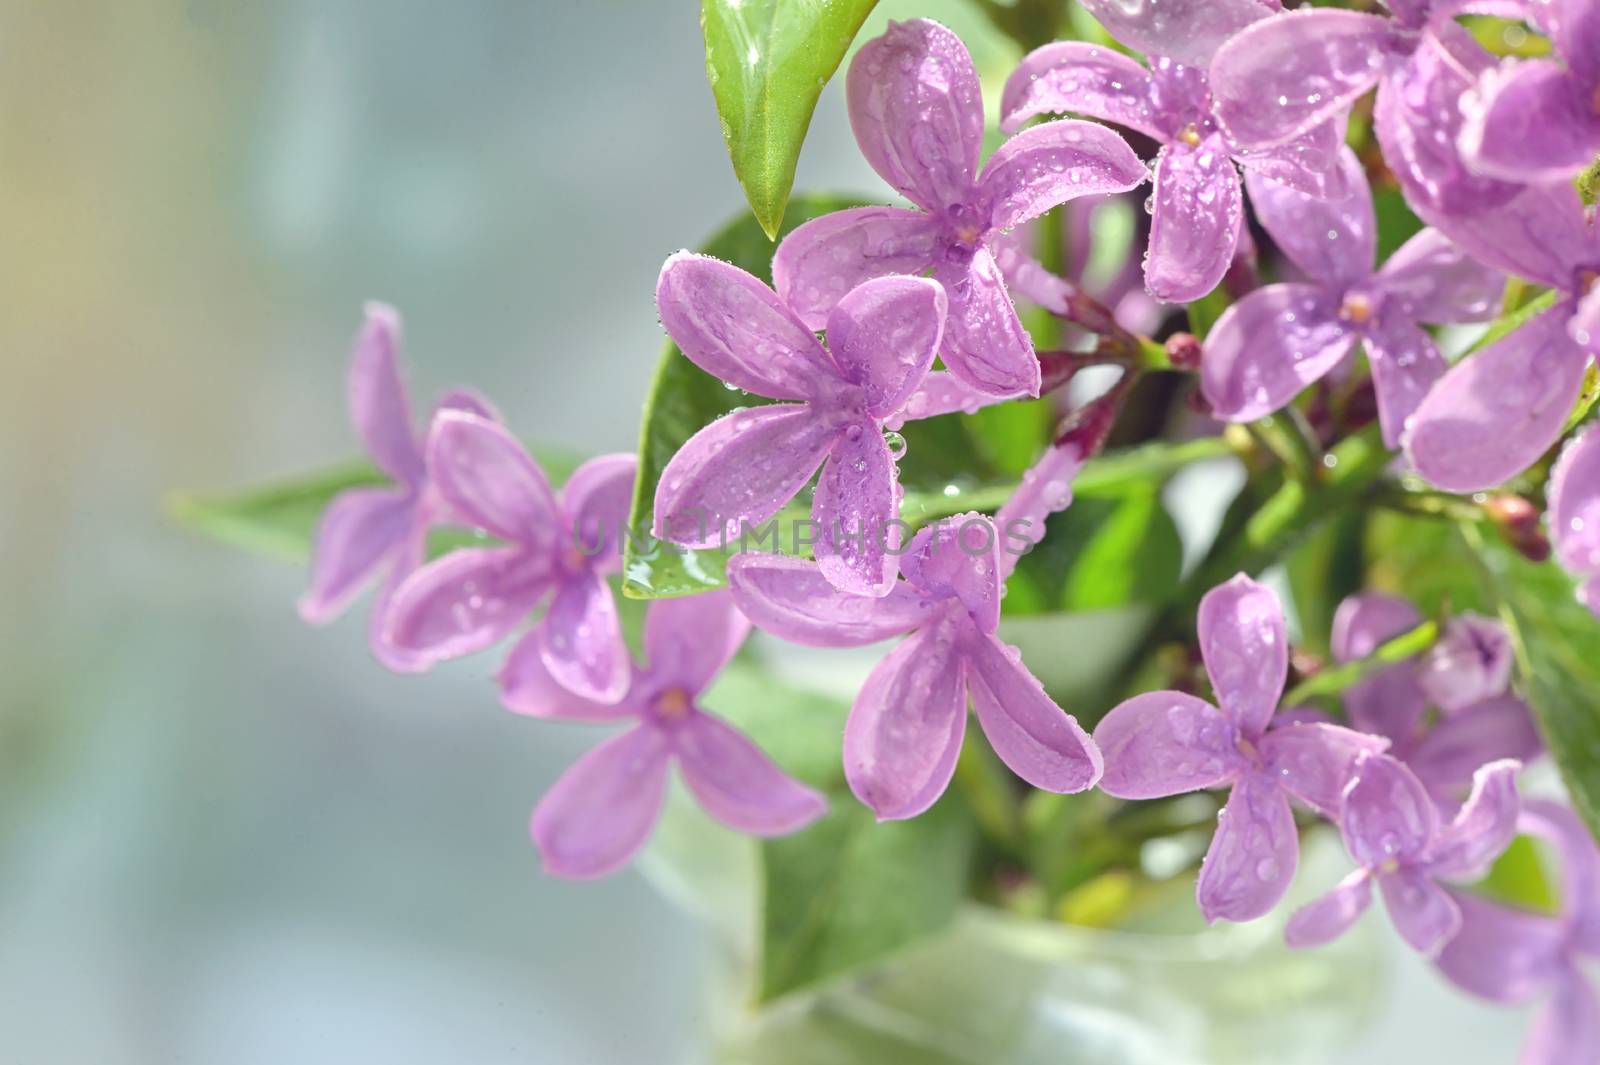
[1094,575,1386,923]
[1437,800,1600,1065]
[381,411,637,705]
[1549,426,1600,616]
[1200,148,1502,446]
[727,515,1101,821]
[1286,752,1521,955]
[772,19,1148,397]
[1461,0,1600,183]
[1416,612,1516,712]
[522,591,826,879]
[1002,32,1346,303]
[1331,594,1541,801]
[652,255,946,596]
[299,303,500,672]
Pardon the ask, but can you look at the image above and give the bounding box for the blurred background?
[0,1,1539,1061]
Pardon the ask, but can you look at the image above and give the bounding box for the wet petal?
[900,514,1003,633]
[559,453,637,574]
[1197,772,1299,923]
[383,546,553,664]
[1436,891,1568,1002]
[1211,9,1394,150]
[538,570,630,704]
[824,276,946,418]
[298,486,414,624]
[1198,573,1288,737]
[1375,227,1504,325]
[1145,137,1243,303]
[1341,752,1439,868]
[964,632,1102,794]
[1408,695,1542,800]
[1200,285,1354,423]
[1080,0,1275,68]
[1378,867,1462,956]
[935,247,1041,397]
[1262,722,1389,818]
[1365,313,1448,449]
[530,725,670,880]
[1285,870,1374,948]
[844,621,970,820]
[980,119,1148,233]
[813,424,901,596]
[1462,59,1600,184]
[1235,119,1350,198]
[1243,146,1373,288]
[1524,968,1600,1065]
[1406,307,1592,492]
[498,630,637,721]
[643,588,750,695]
[726,554,932,647]
[1093,691,1244,799]
[652,405,836,548]
[656,252,836,400]
[994,440,1086,579]
[1331,592,1428,742]
[847,19,984,212]
[1425,759,1523,880]
[885,371,1014,429]
[772,207,941,330]
[426,411,560,552]
[1550,427,1600,577]
[348,302,424,486]
[674,712,827,835]
[999,42,1161,137]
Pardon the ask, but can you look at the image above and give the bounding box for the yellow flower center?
[1340,293,1373,325]
[1179,124,1201,147]
[655,686,692,722]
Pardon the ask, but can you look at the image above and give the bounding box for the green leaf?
[1007,486,1183,615]
[701,0,879,239]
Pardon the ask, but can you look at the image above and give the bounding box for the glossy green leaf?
[701,0,879,239]
[1006,486,1184,615]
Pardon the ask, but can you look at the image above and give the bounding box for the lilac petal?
[656,253,835,400]
[813,425,901,597]
[1092,691,1244,799]
[298,486,414,624]
[1461,59,1600,183]
[559,453,637,574]
[772,207,942,330]
[432,387,499,424]
[885,371,1014,429]
[1198,573,1288,737]
[1200,284,1355,423]
[1210,9,1395,150]
[348,302,424,486]
[1375,227,1504,325]
[1548,0,1600,85]
[1243,147,1373,288]
[1524,800,1600,942]
[498,630,638,721]
[1582,576,1600,617]
[824,276,946,418]
[1425,759,1522,880]
[964,633,1102,794]
[999,42,1161,137]
[367,525,431,673]
[643,589,750,695]
[979,119,1149,234]
[1409,695,1542,799]
[1331,592,1428,741]
[1341,752,1439,868]
[1436,891,1568,1003]
[844,621,969,820]
[383,546,552,663]
[1236,119,1350,198]
[935,248,1041,397]
[1379,868,1463,956]
[652,405,837,548]
[1197,772,1299,923]
[725,554,932,647]
[530,725,670,880]
[1285,870,1375,948]
[1080,0,1276,68]
[1550,427,1600,576]
[847,19,985,213]
[1417,612,1514,713]
[1333,592,1422,663]
[426,411,560,552]
[1145,137,1243,303]
[1524,968,1600,1065]
[899,515,1003,634]
[995,441,1086,579]
[537,571,630,704]
[1406,308,1592,492]
[674,711,827,835]
[1261,722,1389,818]
[1364,313,1447,449]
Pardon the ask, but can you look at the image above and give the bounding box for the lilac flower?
[521,591,827,879]
[382,411,637,704]
[652,256,946,596]
[1550,427,1600,616]
[771,19,1148,397]
[1286,752,1521,956]
[1094,575,1386,923]
[1332,594,1541,800]
[299,303,498,672]
[1200,148,1502,446]
[1002,30,1346,303]
[727,515,1101,821]
[1416,612,1515,713]
[1461,0,1600,183]
[1437,801,1600,1065]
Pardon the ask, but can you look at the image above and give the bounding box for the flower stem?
[1282,618,1440,706]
